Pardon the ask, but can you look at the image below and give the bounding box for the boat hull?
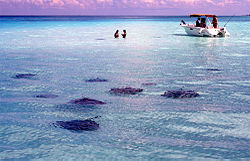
[181,25,230,37]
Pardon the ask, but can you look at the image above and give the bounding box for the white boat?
[180,14,230,37]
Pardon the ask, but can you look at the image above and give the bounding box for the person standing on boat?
[201,17,206,28]
[114,30,119,38]
[212,15,218,28]
[196,18,201,27]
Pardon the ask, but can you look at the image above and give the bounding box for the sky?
[0,0,250,16]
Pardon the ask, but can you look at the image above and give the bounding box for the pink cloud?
[0,0,249,15]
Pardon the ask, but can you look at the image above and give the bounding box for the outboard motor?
[217,28,227,37]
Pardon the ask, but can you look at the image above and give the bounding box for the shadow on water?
[95,38,106,40]
[172,34,190,37]
[153,36,161,39]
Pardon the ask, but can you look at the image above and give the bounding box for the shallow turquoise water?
[0,16,249,160]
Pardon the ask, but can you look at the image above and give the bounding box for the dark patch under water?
[95,38,106,40]
[206,68,221,71]
[53,119,99,131]
[161,90,199,98]
[69,97,106,105]
[109,87,143,95]
[142,82,157,86]
[13,73,37,79]
[34,94,58,98]
[85,77,108,82]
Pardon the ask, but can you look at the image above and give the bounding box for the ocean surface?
[0,16,249,160]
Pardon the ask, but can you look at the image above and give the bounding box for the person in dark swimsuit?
[114,30,119,38]
[121,30,126,38]
[212,15,218,28]
[196,18,201,27]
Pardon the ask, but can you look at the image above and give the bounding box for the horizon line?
[0,14,246,17]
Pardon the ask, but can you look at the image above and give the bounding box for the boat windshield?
[192,16,213,28]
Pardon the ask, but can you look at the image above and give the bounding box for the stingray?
[34,94,58,98]
[110,87,143,95]
[85,78,108,82]
[53,116,101,131]
[69,97,106,105]
[161,89,199,98]
[13,73,37,79]
[206,68,221,71]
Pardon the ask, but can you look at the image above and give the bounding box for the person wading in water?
[121,30,126,38]
[114,30,119,38]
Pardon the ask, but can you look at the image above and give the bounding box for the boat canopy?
[190,14,216,18]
